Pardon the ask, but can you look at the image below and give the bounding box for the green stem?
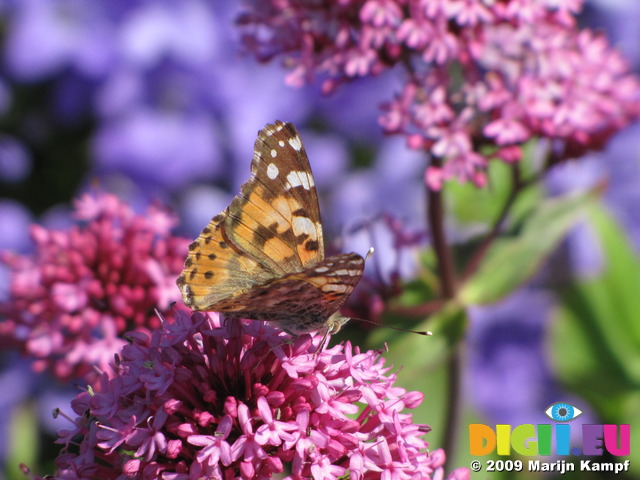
[426,176,461,470]
[461,164,545,283]
[443,339,464,469]
[427,182,457,299]
[461,164,522,282]
[426,159,547,468]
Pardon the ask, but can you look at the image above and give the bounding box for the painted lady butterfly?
[176,121,366,335]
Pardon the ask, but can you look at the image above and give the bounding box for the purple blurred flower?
[583,0,640,69]
[0,135,31,182]
[593,122,640,248]
[0,200,33,306]
[176,185,232,238]
[0,1,413,236]
[546,120,640,277]
[88,0,226,192]
[310,135,429,321]
[93,109,219,190]
[0,199,33,254]
[0,192,189,383]
[466,288,599,434]
[37,310,466,479]
[3,0,115,80]
[339,214,427,324]
[0,1,312,198]
[239,0,640,188]
[329,137,425,227]
[466,289,555,425]
[317,75,398,143]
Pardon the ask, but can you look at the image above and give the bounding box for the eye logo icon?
[545,402,582,422]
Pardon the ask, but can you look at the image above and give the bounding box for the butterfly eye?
[544,402,582,422]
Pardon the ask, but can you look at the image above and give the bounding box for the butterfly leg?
[314,327,333,356]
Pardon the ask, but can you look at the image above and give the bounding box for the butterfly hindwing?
[209,253,365,333]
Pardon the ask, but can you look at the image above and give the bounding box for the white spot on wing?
[270,149,277,158]
[264,123,284,136]
[286,171,301,189]
[322,284,348,293]
[292,215,316,237]
[267,163,279,180]
[287,171,313,190]
[279,140,285,147]
[315,266,329,273]
[288,135,303,151]
[335,269,349,276]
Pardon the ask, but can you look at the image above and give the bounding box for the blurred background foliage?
[0,1,639,479]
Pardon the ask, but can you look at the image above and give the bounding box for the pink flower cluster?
[238,0,640,188]
[0,193,189,382]
[49,311,469,480]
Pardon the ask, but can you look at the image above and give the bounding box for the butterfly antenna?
[351,316,432,336]
[357,249,431,335]
[365,247,375,260]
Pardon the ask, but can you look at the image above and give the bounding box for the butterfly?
[176,120,366,336]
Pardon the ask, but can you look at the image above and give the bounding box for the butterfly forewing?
[225,122,325,272]
[176,210,277,310]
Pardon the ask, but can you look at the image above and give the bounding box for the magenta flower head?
[238,0,640,188]
[0,192,189,382]
[44,311,469,480]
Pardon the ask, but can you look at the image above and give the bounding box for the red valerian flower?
[0,192,189,382]
[238,0,640,188]
[41,310,469,479]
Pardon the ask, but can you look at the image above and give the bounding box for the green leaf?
[371,301,467,366]
[368,304,467,443]
[550,204,640,403]
[549,204,640,477]
[6,402,39,480]
[460,190,594,305]
[446,141,541,227]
